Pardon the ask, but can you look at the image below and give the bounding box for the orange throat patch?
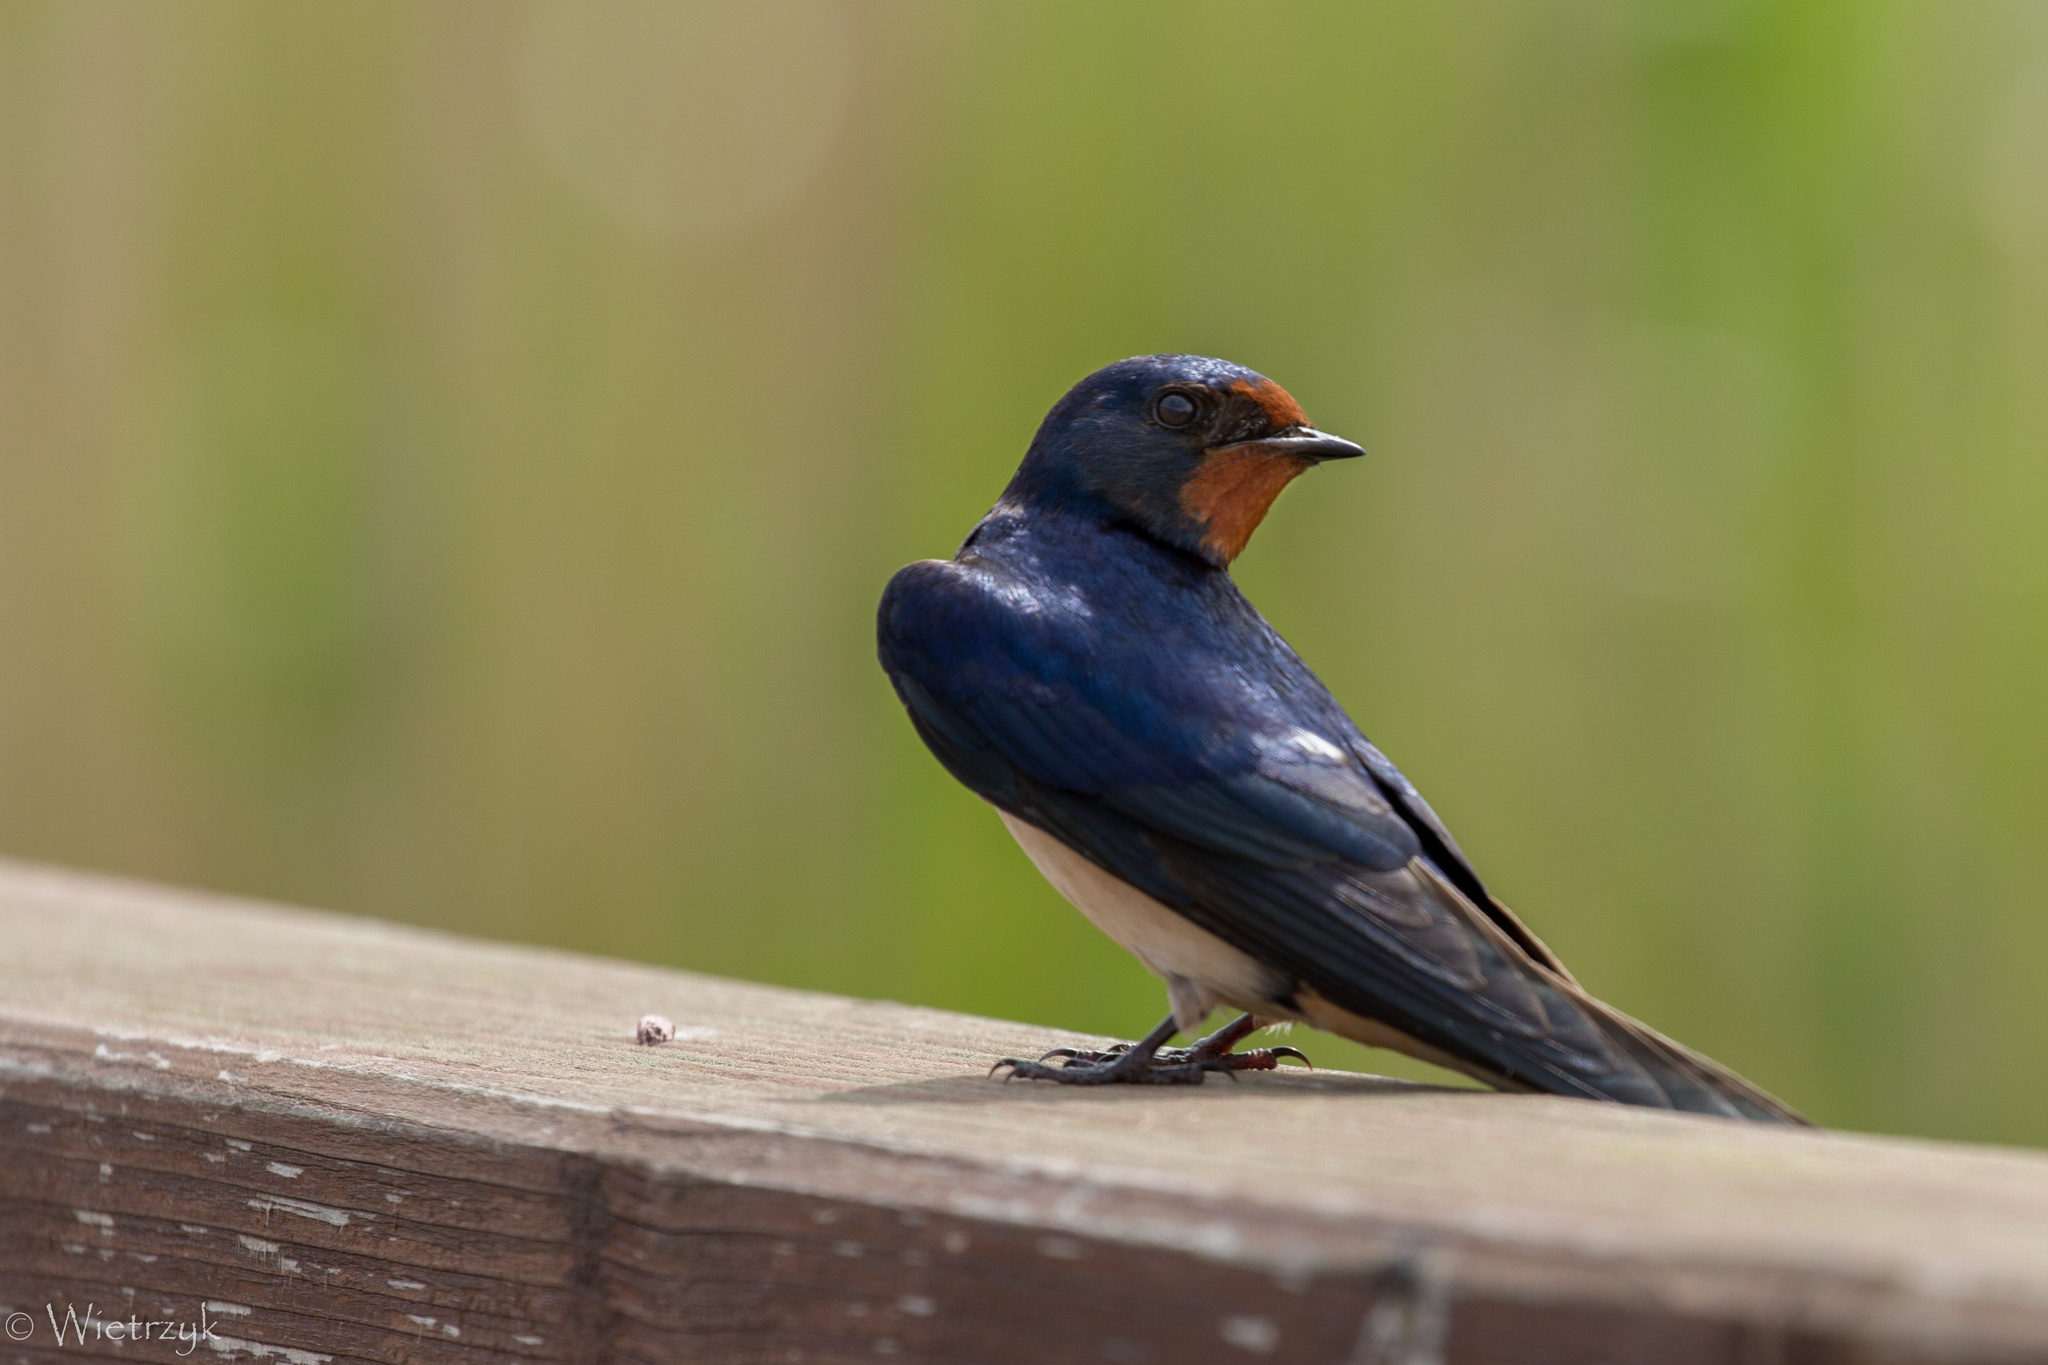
[1179,447,1315,564]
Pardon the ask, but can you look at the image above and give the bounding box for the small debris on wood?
[636,1014,677,1045]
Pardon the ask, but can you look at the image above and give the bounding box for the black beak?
[1213,426,1366,462]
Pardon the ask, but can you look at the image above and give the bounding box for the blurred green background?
[3,0,2046,1144]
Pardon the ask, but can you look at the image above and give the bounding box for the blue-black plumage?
[878,354,1806,1123]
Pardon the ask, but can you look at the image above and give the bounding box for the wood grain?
[1,857,2045,1364]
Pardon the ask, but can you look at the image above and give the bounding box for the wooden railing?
[2,857,2045,1364]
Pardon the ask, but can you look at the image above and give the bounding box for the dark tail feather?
[1573,988,1811,1125]
[1451,880,1810,1124]
[1374,871,1811,1124]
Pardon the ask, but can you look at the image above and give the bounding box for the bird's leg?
[991,1014,1199,1085]
[1182,1011,1264,1061]
[1162,1012,1312,1073]
[1039,1012,1311,1073]
[994,1012,1308,1086]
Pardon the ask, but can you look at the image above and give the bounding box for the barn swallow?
[877,355,1806,1122]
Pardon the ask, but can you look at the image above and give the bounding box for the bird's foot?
[989,1013,1308,1086]
[988,1049,1221,1085]
[1043,1039,1312,1074]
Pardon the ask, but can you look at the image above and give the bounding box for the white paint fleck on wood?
[204,1334,331,1365]
[246,1196,356,1228]
[1220,1314,1280,1353]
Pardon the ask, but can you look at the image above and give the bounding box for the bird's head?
[1002,354,1363,568]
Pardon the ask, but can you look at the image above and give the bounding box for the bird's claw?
[990,1053,1209,1085]
[1179,1046,1311,1074]
[992,1028,1309,1086]
[1035,1042,1134,1064]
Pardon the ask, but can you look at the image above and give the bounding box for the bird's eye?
[1155,392,1198,428]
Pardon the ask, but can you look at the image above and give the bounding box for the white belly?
[999,810,1291,1031]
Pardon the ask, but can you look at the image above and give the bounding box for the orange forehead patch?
[1230,377,1308,431]
[1179,446,1315,565]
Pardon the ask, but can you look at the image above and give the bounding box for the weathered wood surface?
[1,858,2046,1364]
